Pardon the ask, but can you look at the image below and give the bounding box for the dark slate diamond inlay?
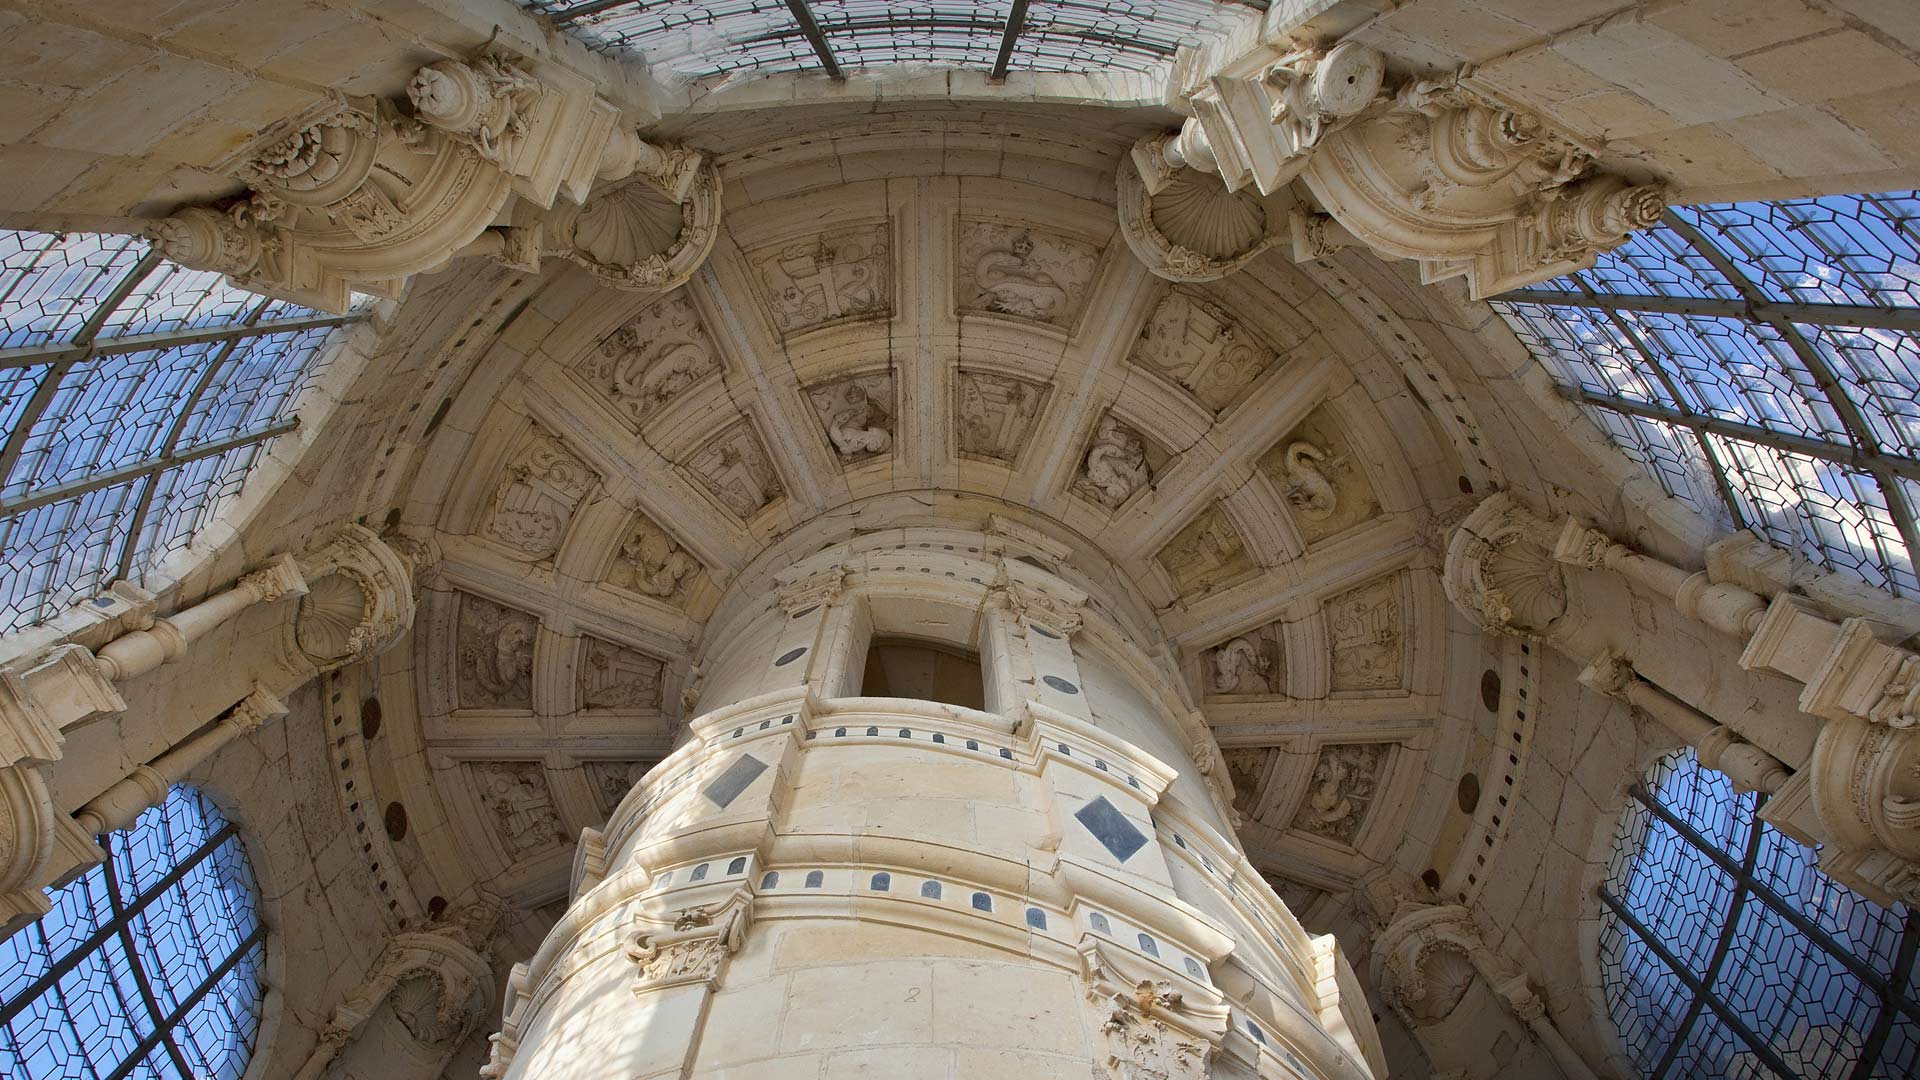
[1075,795,1147,863]
[704,753,769,809]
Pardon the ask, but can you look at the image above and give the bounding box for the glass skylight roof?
[1599,749,1919,1078]
[0,231,361,635]
[1495,192,1920,598]
[514,0,1263,84]
[0,786,265,1080]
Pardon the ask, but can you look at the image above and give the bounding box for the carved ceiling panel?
[1156,504,1258,602]
[456,594,539,710]
[1327,575,1407,694]
[805,373,896,466]
[469,761,568,859]
[749,223,893,336]
[603,511,707,607]
[1222,746,1277,820]
[955,221,1101,331]
[1128,290,1280,415]
[1205,622,1287,699]
[1072,412,1168,512]
[584,760,657,818]
[1287,742,1391,847]
[1256,406,1382,548]
[570,292,720,428]
[683,420,785,521]
[580,637,665,712]
[482,426,599,564]
[956,370,1049,466]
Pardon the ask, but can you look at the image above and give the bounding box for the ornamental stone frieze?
[1120,41,1666,297]
[149,48,719,314]
[0,527,420,929]
[1441,492,1920,906]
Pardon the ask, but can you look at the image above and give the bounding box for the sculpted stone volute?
[150,48,720,313]
[1122,41,1666,296]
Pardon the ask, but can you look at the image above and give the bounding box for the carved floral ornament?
[1121,41,1667,296]
[148,48,720,313]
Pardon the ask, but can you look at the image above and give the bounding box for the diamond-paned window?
[514,0,1263,84]
[0,231,362,634]
[1598,749,1919,1078]
[0,785,266,1080]
[1494,192,1920,597]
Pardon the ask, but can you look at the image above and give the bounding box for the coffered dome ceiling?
[317,103,1619,933]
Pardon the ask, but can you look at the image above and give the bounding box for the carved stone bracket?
[150,48,720,313]
[292,525,418,671]
[291,895,507,1080]
[990,560,1088,639]
[1121,42,1667,297]
[775,565,850,615]
[1440,493,1565,637]
[1080,939,1229,1080]
[624,889,753,995]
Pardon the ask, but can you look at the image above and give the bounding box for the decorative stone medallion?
[483,426,598,563]
[805,373,896,465]
[1326,575,1405,692]
[581,637,664,710]
[1255,405,1380,547]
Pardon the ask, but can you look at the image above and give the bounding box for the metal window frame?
[524,0,1226,77]
[1600,776,1920,1078]
[0,239,355,627]
[0,813,263,1080]
[1498,206,1920,593]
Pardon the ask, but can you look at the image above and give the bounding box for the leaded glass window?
[1599,749,1920,1078]
[1494,192,1920,597]
[0,785,267,1080]
[0,230,361,634]
[513,0,1263,83]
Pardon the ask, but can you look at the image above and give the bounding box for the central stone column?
[484,524,1382,1079]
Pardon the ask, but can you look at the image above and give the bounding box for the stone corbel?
[291,895,505,1080]
[623,889,753,995]
[151,47,719,313]
[0,764,99,925]
[775,565,850,615]
[1080,939,1230,1080]
[990,560,1088,640]
[1790,715,1920,906]
[289,525,418,673]
[1374,902,1596,1080]
[1119,41,1667,297]
[1440,493,1566,638]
